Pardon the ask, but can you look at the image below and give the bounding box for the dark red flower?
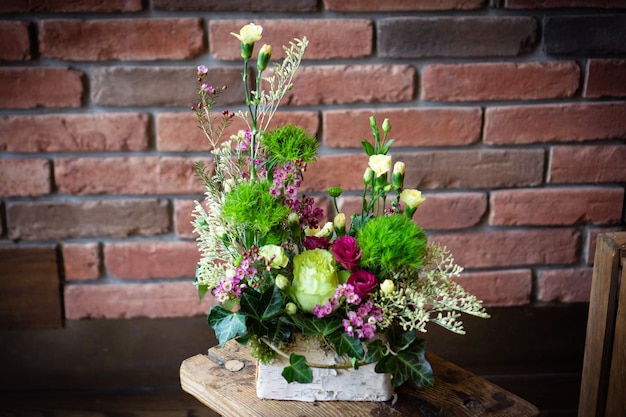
[303,235,331,250]
[332,235,362,270]
[347,269,378,298]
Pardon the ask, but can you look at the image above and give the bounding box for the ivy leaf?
[361,140,375,156]
[207,306,247,347]
[289,314,343,336]
[374,339,434,388]
[364,339,386,363]
[239,287,264,321]
[261,285,284,320]
[281,353,313,383]
[266,318,292,345]
[328,332,363,359]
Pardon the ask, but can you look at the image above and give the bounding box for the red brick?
[586,228,625,264]
[91,66,243,108]
[400,149,544,190]
[40,19,203,61]
[210,19,372,60]
[104,241,199,279]
[64,281,214,319]
[0,68,82,109]
[7,199,169,240]
[548,144,626,184]
[537,268,593,303]
[55,156,212,195]
[338,193,487,231]
[379,17,537,58]
[174,199,198,239]
[0,21,30,60]
[63,243,100,281]
[422,61,579,102]
[502,0,626,8]
[156,111,319,152]
[431,228,580,268]
[584,59,626,98]
[0,0,142,12]
[284,65,416,106]
[153,0,315,12]
[484,102,626,145]
[0,159,50,197]
[0,113,149,152]
[324,0,484,11]
[324,108,481,148]
[454,269,532,307]
[302,154,369,192]
[489,187,624,226]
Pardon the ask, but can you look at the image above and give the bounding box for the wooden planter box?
[256,337,393,402]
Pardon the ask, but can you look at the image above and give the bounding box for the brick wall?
[1,0,625,325]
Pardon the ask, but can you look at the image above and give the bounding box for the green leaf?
[364,339,386,363]
[374,338,434,388]
[196,284,209,301]
[207,306,247,347]
[289,314,343,336]
[262,285,285,320]
[281,353,313,383]
[379,139,395,155]
[328,332,363,359]
[361,140,375,156]
[239,287,264,321]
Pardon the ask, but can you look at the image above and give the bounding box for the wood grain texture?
[180,340,539,417]
[0,245,62,329]
[578,232,626,417]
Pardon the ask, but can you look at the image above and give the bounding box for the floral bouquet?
[192,23,489,392]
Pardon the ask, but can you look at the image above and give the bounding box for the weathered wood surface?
[578,232,626,417]
[0,245,62,330]
[180,340,539,417]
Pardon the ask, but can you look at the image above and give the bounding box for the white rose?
[231,23,263,45]
[368,154,392,177]
[304,222,334,238]
[400,189,426,209]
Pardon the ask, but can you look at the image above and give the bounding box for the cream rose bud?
[393,161,405,175]
[333,213,346,230]
[231,23,263,45]
[382,118,391,134]
[380,279,395,294]
[285,302,298,315]
[259,244,289,268]
[304,221,334,238]
[368,154,392,177]
[275,274,290,289]
[400,189,426,209]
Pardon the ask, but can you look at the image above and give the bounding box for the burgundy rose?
[332,235,362,270]
[303,235,331,250]
[347,270,378,298]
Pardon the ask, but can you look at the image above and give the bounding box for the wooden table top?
[180,340,539,417]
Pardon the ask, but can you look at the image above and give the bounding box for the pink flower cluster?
[270,161,301,199]
[212,255,258,302]
[343,300,382,340]
[313,283,361,318]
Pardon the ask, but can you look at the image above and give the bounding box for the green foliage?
[207,306,247,347]
[328,333,363,359]
[357,214,428,279]
[366,329,434,388]
[221,180,290,245]
[262,124,318,168]
[281,353,313,383]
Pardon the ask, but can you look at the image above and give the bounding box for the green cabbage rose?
[291,249,338,313]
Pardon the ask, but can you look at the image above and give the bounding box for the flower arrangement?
[192,23,489,389]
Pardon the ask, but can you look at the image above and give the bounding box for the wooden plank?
[605,254,626,417]
[0,245,62,329]
[181,340,539,417]
[578,232,626,417]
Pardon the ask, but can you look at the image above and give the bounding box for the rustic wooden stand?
[180,341,539,417]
